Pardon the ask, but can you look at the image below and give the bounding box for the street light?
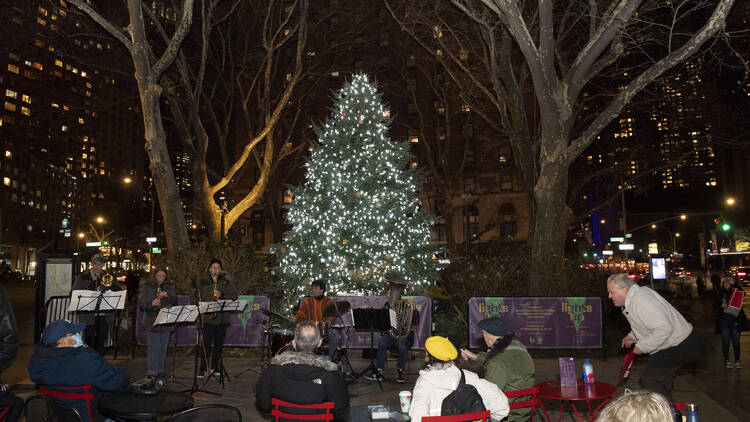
[726,197,736,206]
[652,224,677,255]
[96,216,104,224]
[123,177,132,184]
[680,214,687,220]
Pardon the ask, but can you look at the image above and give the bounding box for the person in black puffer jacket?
[255,322,349,421]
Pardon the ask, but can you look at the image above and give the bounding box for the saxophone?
[386,275,414,340]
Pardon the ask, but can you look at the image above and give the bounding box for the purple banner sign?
[329,296,431,349]
[136,295,270,346]
[467,297,602,349]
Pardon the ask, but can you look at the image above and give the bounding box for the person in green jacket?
[460,317,535,422]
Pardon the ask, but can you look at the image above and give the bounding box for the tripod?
[184,287,219,396]
[166,309,189,388]
[352,307,390,392]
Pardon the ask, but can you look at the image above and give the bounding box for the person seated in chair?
[460,317,535,422]
[255,322,349,421]
[409,336,509,422]
[364,277,419,384]
[28,319,130,422]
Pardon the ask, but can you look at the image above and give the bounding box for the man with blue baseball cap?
[29,319,129,422]
[460,317,535,422]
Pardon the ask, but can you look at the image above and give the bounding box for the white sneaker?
[735,361,742,369]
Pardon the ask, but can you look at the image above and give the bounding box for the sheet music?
[154,305,199,325]
[198,299,247,314]
[67,290,127,312]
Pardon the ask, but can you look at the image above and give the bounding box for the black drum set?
[260,301,353,366]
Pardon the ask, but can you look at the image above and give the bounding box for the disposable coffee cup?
[399,391,412,414]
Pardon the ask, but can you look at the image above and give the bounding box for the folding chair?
[40,384,94,422]
[422,410,492,421]
[271,397,334,421]
[505,386,551,421]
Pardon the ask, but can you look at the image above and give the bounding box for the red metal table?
[537,381,617,421]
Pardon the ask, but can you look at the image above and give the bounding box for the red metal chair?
[422,410,492,421]
[505,386,551,421]
[40,384,94,422]
[0,406,9,420]
[271,397,334,421]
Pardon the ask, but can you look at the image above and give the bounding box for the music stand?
[154,305,198,387]
[352,308,390,391]
[198,299,247,389]
[68,289,127,352]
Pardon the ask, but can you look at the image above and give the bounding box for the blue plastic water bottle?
[685,403,701,422]
[582,359,595,384]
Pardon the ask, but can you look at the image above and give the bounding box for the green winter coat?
[476,338,535,422]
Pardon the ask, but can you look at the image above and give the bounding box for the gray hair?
[607,273,634,290]
[294,322,320,353]
[597,391,672,422]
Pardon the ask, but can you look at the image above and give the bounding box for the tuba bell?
[386,274,414,340]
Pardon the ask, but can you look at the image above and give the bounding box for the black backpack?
[441,369,486,416]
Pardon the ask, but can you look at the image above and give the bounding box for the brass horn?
[100,272,114,288]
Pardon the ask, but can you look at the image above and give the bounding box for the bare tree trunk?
[68,0,193,251]
[531,156,572,294]
[139,88,190,249]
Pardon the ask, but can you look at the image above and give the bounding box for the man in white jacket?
[409,336,509,421]
[607,273,711,400]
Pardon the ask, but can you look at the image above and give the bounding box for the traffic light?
[714,217,732,232]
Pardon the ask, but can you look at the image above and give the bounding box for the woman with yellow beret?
[409,336,510,421]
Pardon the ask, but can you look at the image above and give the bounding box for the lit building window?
[4,102,16,112]
[22,94,30,104]
[7,64,19,74]
[61,125,68,132]
[55,59,62,67]
[5,89,17,99]
[20,107,30,116]
[51,103,59,108]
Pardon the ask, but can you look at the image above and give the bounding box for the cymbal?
[260,308,290,321]
[323,300,351,318]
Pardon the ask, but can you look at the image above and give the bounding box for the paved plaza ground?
[4,282,749,421]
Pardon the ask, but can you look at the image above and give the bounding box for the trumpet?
[156,286,162,302]
[213,279,220,299]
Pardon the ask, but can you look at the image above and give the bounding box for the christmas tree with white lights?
[273,74,439,298]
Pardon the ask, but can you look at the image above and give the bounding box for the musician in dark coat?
[137,269,177,378]
[72,253,121,354]
[196,258,237,377]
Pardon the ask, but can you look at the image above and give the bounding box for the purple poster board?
[136,295,270,346]
[467,297,602,349]
[329,296,431,349]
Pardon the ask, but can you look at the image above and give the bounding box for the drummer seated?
[256,322,349,421]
